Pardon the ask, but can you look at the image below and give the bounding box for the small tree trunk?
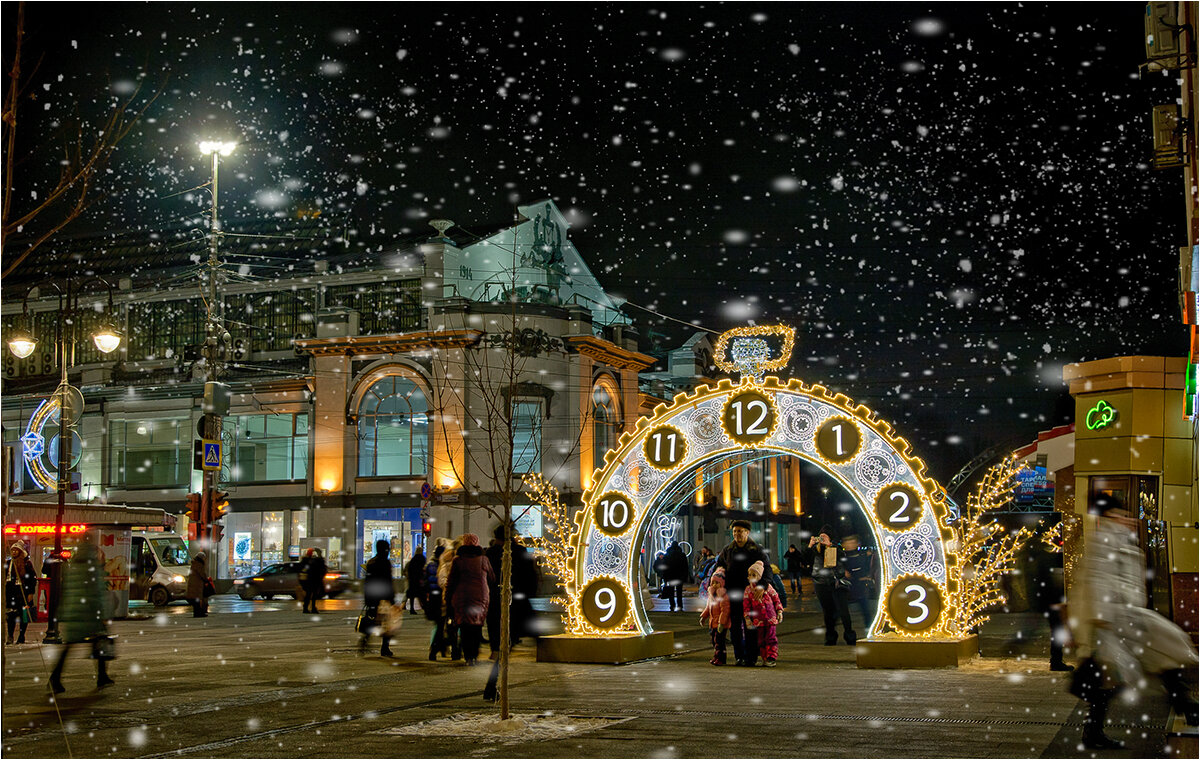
[499,517,514,720]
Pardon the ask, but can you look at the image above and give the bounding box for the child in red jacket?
[744,561,784,666]
[699,566,731,665]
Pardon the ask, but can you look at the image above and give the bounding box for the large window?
[357,376,429,477]
[109,418,190,488]
[126,298,205,363]
[592,384,620,473]
[225,289,316,353]
[326,280,423,336]
[511,400,543,474]
[227,413,308,483]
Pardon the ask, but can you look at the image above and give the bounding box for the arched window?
[357,376,429,477]
[593,383,621,472]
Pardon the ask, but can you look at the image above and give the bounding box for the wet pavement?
[1,588,1192,759]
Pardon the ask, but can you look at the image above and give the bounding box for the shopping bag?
[202,576,217,598]
[91,635,116,661]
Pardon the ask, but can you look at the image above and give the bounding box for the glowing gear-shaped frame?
[569,375,959,639]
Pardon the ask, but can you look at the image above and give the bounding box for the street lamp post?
[197,141,235,565]
[7,277,121,642]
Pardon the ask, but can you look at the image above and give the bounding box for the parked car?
[232,562,350,601]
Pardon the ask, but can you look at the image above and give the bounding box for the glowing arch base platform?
[536,631,675,664]
[855,635,979,669]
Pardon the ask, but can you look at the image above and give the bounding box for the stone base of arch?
[855,635,979,669]
[536,632,675,664]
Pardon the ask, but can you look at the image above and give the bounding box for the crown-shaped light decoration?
[713,325,796,383]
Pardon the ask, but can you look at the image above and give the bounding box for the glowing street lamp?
[7,321,37,358]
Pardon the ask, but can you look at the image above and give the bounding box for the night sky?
[3,3,1187,484]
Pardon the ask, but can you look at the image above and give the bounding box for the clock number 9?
[581,578,630,630]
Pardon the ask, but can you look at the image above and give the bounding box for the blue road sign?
[202,440,222,471]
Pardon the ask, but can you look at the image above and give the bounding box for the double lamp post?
[7,277,121,642]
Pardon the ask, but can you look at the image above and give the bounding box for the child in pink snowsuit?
[744,561,784,666]
[699,566,731,665]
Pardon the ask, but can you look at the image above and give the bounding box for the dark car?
[232,562,350,601]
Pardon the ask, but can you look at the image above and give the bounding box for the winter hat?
[461,533,481,547]
[818,524,835,539]
[731,519,752,530]
[747,560,764,581]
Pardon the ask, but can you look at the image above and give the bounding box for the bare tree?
[428,260,599,720]
[2,1,164,277]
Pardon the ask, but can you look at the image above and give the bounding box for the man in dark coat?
[660,542,691,612]
[359,540,395,657]
[485,523,540,658]
[804,525,856,645]
[299,548,327,614]
[716,520,772,666]
[405,548,426,614]
[841,534,877,631]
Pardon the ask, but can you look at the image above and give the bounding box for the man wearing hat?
[804,524,856,645]
[716,519,774,666]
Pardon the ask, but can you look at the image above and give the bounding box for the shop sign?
[1085,399,1118,430]
[4,523,88,535]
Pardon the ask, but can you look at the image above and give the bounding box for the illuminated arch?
[568,375,959,640]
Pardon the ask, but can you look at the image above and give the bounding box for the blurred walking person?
[425,539,449,660]
[299,548,327,614]
[1072,495,1198,749]
[358,539,396,657]
[186,551,212,618]
[841,534,877,632]
[659,541,691,612]
[405,547,425,614]
[446,533,494,666]
[783,543,804,597]
[5,543,37,645]
[49,539,114,693]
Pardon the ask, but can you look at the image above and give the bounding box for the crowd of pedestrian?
[15,500,1195,740]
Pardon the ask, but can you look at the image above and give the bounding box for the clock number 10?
[593,491,634,536]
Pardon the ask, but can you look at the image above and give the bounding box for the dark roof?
[3,214,522,294]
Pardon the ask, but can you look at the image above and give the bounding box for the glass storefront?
[356,507,423,577]
[223,510,288,578]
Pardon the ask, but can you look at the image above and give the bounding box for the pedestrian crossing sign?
[202,440,222,471]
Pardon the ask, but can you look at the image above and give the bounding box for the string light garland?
[948,455,1035,635]
[521,473,585,632]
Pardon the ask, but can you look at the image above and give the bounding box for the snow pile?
[375,712,631,743]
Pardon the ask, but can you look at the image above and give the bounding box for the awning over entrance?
[3,499,176,531]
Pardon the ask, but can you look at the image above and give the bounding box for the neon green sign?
[1085,400,1118,430]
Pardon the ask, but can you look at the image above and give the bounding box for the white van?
[130,532,192,606]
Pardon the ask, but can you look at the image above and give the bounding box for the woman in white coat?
[1073,494,1198,749]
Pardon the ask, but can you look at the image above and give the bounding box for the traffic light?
[211,489,230,519]
[185,492,202,522]
[422,520,432,538]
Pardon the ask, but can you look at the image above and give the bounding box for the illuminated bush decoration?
[521,473,585,632]
[948,455,1035,635]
